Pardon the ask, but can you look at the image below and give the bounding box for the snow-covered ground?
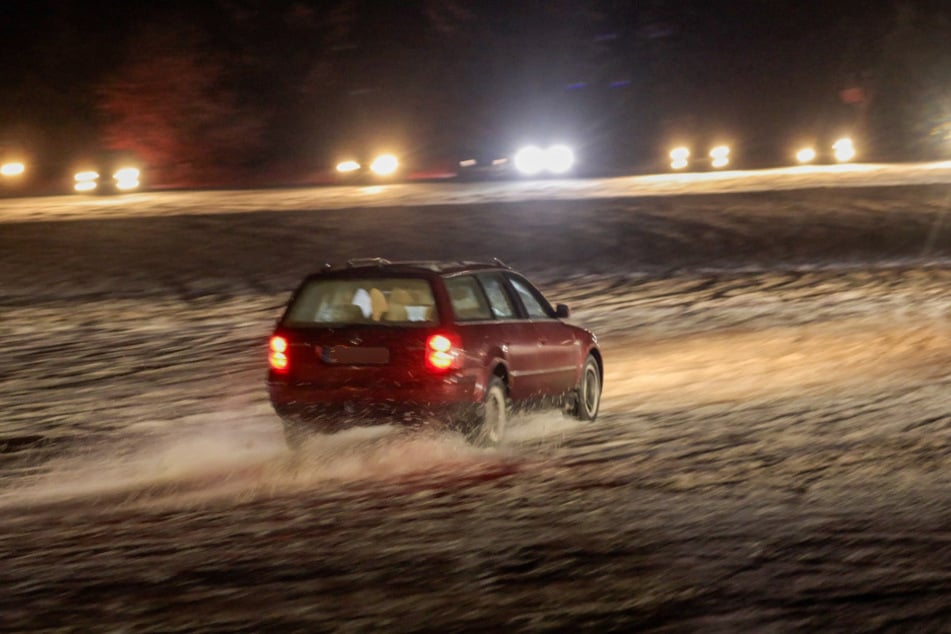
[0,174,949,630]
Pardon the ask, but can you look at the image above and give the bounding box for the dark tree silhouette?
[98,21,264,186]
[865,1,951,158]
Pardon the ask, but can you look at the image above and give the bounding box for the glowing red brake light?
[426,333,458,371]
[269,335,289,372]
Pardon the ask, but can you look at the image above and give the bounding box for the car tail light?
[269,335,289,372]
[426,333,460,372]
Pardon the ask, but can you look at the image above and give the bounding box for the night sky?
[1,1,949,181]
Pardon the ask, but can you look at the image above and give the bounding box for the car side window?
[508,275,552,319]
[445,276,492,321]
[476,273,516,319]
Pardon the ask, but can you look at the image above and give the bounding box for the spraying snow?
[0,413,538,512]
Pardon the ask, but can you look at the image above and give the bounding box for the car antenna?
[492,257,511,269]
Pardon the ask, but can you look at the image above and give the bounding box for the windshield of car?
[283,278,437,326]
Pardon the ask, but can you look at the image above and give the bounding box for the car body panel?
[267,260,601,435]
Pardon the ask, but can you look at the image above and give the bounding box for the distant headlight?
[669,147,690,161]
[544,144,575,174]
[370,154,399,176]
[514,145,574,176]
[336,160,361,173]
[709,145,730,168]
[114,167,141,190]
[514,146,545,175]
[1,161,25,177]
[832,137,856,162]
[74,171,99,191]
[796,147,817,164]
[669,147,690,169]
[114,167,140,180]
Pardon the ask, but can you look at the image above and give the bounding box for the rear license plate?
[323,346,390,365]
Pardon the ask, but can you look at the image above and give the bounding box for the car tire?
[570,355,601,421]
[469,377,508,446]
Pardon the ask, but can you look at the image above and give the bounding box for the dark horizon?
[2,0,949,183]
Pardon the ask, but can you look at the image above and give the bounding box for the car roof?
[304,259,511,279]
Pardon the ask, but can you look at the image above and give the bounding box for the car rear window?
[284,278,437,325]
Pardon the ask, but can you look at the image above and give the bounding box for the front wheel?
[570,355,601,421]
[469,377,508,446]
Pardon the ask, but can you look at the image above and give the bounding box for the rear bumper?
[267,374,481,431]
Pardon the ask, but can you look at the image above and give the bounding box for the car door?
[505,274,579,395]
[440,272,538,401]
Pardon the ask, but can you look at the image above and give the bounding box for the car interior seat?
[384,288,412,321]
[449,285,485,319]
[370,288,388,321]
[329,304,365,323]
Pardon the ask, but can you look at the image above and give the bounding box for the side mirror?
[555,303,570,319]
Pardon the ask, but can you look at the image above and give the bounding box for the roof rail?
[347,257,392,268]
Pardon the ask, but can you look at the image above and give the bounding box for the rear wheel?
[469,377,508,446]
[570,355,601,421]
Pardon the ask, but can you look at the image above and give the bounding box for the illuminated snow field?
[0,167,949,630]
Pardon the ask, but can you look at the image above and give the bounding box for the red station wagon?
[267,259,602,448]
